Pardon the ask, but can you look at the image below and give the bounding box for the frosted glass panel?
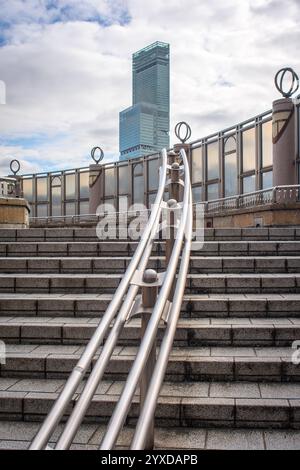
[105,168,115,197]
[207,141,219,180]
[37,204,48,217]
[224,135,236,153]
[262,121,272,167]
[243,175,255,193]
[80,200,90,215]
[134,175,144,203]
[242,128,256,172]
[23,179,33,202]
[263,171,273,189]
[80,172,89,198]
[119,165,129,194]
[192,147,202,183]
[65,174,76,199]
[37,178,48,202]
[148,158,160,191]
[207,183,219,200]
[192,185,202,202]
[65,202,76,216]
[224,153,237,197]
[51,186,61,216]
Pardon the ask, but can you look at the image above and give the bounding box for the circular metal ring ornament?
[91,146,104,164]
[275,67,299,98]
[175,121,192,143]
[10,159,20,175]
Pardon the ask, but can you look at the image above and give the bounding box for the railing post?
[140,268,158,450]
[165,199,177,301]
[170,162,180,202]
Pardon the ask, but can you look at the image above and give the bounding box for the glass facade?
[119,42,170,160]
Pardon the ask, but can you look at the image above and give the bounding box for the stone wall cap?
[0,197,31,212]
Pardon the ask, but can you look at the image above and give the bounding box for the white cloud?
[0,0,300,175]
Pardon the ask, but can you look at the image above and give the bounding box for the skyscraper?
[119,41,170,160]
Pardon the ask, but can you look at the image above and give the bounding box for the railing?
[204,185,300,213]
[29,146,193,450]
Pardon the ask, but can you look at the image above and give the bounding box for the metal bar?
[140,269,158,450]
[131,150,192,449]
[29,150,167,450]
[54,203,162,449]
[99,148,191,450]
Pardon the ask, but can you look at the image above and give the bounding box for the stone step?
[1,345,298,382]
[1,293,300,318]
[0,317,299,347]
[1,273,300,294]
[1,240,300,257]
[0,227,299,242]
[0,378,299,429]
[1,420,300,449]
[2,256,300,274]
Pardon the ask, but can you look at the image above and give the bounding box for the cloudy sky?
[0,0,299,175]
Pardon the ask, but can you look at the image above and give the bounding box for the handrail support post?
[140,269,158,450]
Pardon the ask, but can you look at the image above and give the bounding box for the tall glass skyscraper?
[119,42,170,160]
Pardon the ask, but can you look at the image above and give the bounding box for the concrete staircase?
[0,227,300,450]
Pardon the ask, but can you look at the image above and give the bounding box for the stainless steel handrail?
[131,150,193,449]
[30,145,192,450]
[99,148,192,450]
[29,149,168,450]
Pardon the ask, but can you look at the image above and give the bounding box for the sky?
[0,0,300,175]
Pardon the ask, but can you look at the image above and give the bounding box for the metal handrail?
[30,149,168,450]
[131,151,193,449]
[99,148,192,450]
[30,146,192,450]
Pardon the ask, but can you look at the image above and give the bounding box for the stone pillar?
[89,164,103,214]
[272,98,297,187]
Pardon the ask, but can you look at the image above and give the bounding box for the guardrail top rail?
[29,146,193,450]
